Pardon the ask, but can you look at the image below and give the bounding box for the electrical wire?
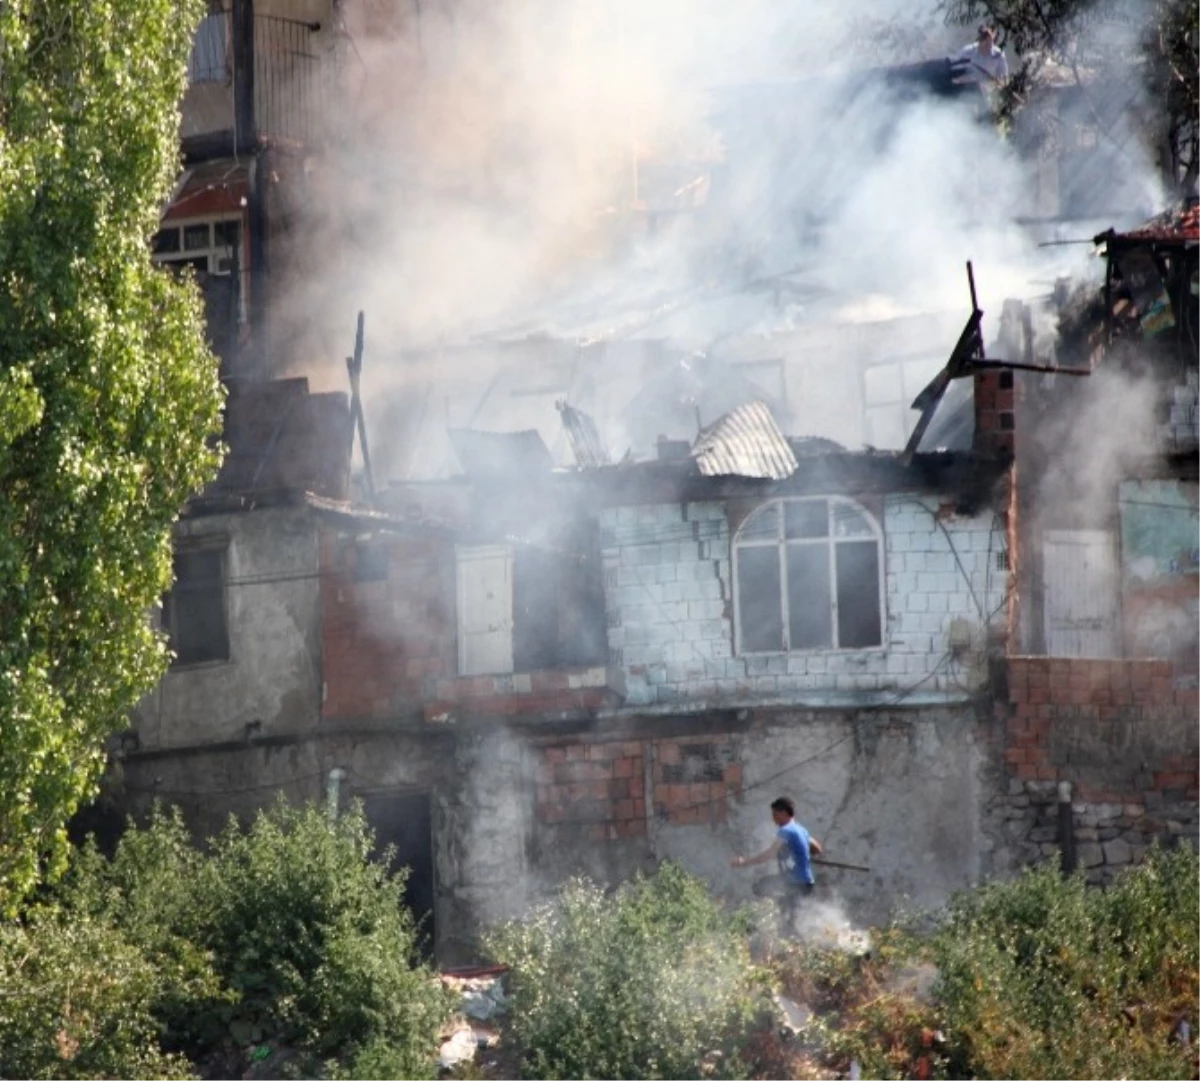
[647,651,959,822]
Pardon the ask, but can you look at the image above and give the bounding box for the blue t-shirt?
[777,820,815,886]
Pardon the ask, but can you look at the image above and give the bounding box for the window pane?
[836,540,882,648]
[214,220,241,249]
[513,547,560,671]
[737,546,783,652]
[739,503,779,542]
[787,544,832,650]
[832,501,874,538]
[183,223,211,251]
[785,500,827,539]
[153,228,181,254]
[170,550,229,665]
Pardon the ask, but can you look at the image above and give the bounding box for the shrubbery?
[777,844,1200,1080]
[8,800,450,1079]
[934,843,1199,1080]
[0,909,198,1080]
[486,862,768,1081]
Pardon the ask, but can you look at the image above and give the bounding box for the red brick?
[1005,748,1029,765]
[723,763,744,787]
[658,742,681,765]
[545,747,567,764]
[626,819,647,838]
[610,778,630,800]
[614,756,636,780]
[633,797,646,818]
[616,799,634,820]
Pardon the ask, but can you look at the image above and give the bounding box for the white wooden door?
[1043,529,1120,658]
[456,545,514,676]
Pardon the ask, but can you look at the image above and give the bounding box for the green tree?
[0,0,223,908]
[937,0,1199,192]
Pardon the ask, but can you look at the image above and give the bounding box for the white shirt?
[952,42,1009,83]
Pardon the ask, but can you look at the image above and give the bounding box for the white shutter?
[1043,529,1120,658]
[456,545,514,676]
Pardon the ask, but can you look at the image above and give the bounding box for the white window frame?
[153,213,247,324]
[732,496,886,656]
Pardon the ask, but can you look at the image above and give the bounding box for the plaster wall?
[134,506,322,751]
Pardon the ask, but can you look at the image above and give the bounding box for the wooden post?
[232,0,256,152]
[1058,780,1077,876]
[346,311,376,501]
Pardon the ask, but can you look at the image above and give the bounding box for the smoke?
[266,0,1170,478]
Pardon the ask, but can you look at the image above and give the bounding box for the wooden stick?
[812,857,871,873]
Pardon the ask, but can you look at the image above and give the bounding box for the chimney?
[973,368,1015,457]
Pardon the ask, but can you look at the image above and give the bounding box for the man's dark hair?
[770,796,795,817]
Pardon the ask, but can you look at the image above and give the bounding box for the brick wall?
[422,667,617,723]
[534,734,744,841]
[598,496,1007,707]
[321,533,455,720]
[990,656,1199,882]
[974,369,1015,457]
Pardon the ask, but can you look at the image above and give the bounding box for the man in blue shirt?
[732,796,823,936]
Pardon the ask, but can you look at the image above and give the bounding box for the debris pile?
[437,968,509,1072]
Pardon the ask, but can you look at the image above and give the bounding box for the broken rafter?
[900,261,1090,466]
[345,310,377,502]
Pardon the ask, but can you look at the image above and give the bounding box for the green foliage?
[486,862,768,1080]
[0,0,225,906]
[59,801,451,1077]
[932,845,1199,1080]
[937,0,1199,187]
[0,908,197,1079]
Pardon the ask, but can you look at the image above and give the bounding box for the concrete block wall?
[1163,367,1198,452]
[599,494,1007,707]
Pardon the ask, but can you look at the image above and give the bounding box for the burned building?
[127,367,1010,959]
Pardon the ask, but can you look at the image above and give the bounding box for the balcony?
[182,11,336,152]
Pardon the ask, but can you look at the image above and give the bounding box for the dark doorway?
[362,792,435,953]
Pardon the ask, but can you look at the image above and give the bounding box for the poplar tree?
[0,0,223,907]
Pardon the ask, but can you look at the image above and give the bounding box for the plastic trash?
[438,1029,477,1070]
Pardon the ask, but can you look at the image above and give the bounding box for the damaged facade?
[127,370,1012,958]
[114,6,1200,961]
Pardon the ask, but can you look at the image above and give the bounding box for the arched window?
[733,497,884,654]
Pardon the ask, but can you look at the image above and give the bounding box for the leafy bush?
[60,800,451,1078]
[486,862,768,1080]
[933,844,1199,1080]
[0,908,197,1080]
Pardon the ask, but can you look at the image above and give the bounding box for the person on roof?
[950,25,1010,85]
[732,795,823,936]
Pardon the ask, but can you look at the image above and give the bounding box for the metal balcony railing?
[186,11,335,147]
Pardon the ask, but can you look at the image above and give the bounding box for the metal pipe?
[326,767,347,820]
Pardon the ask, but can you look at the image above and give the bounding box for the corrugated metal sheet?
[690,400,798,480]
